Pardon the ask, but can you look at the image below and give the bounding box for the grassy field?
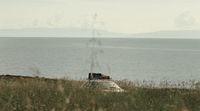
[0,75,200,111]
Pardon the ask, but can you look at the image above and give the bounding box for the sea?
[1,37,200,82]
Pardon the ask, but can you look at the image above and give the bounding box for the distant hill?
[129,30,200,39]
[1,28,200,38]
[0,27,126,37]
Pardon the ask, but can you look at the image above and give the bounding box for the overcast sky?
[0,0,200,34]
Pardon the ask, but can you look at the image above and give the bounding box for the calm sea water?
[0,37,200,81]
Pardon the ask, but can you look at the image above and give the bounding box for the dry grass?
[0,75,200,111]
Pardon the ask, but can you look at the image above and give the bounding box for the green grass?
[0,75,200,111]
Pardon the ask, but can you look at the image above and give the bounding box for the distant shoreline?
[1,37,200,40]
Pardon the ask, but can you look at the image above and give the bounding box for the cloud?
[175,11,197,29]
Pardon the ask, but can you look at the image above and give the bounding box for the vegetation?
[0,75,200,111]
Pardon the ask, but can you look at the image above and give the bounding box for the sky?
[0,0,200,34]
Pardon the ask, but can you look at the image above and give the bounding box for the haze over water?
[0,37,200,81]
